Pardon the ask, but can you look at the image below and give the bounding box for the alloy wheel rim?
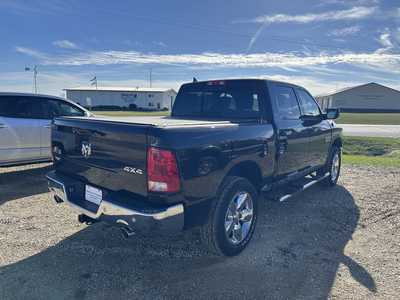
[224,192,254,245]
[331,152,340,181]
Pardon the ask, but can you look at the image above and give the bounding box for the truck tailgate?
[53,117,150,197]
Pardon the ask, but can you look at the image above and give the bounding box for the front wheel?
[320,146,341,187]
[200,176,258,256]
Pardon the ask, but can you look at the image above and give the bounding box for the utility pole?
[33,65,38,94]
[149,68,152,88]
[90,76,98,90]
[25,65,38,93]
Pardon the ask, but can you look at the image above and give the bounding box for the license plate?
[85,185,102,205]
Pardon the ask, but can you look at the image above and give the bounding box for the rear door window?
[0,96,18,117]
[0,96,47,119]
[273,86,301,120]
[45,99,85,117]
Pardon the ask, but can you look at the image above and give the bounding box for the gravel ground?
[0,163,399,300]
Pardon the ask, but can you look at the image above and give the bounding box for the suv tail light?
[147,147,180,193]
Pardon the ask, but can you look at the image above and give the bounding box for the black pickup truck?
[47,79,342,256]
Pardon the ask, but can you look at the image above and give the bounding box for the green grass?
[342,136,400,167]
[94,111,170,117]
[343,136,400,156]
[336,113,400,125]
[343,154,400,167]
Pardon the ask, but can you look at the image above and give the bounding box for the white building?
[65,87,177,111]
[315,82,400,113]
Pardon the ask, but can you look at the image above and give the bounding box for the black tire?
[319,146,341,187]
[200,176,258,256]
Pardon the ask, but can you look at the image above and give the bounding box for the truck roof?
[181,78,304,90]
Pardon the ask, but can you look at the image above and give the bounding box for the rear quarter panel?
[150,122,275,204]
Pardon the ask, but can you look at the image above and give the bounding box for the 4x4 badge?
[81,141,92,158]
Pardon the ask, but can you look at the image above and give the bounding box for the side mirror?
[325,108,340,120]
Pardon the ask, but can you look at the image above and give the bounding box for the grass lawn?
[342,136,400,167]
[343,154,400,167]
[94,111,170,117]
[336,113,400,125]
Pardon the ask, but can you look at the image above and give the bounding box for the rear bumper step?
[46,170,184,235]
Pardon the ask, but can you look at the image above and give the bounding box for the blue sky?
[0,0,399,96]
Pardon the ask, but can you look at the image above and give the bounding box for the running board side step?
[263,172,330,202]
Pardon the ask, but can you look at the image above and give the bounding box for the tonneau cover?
[64,115,234,127]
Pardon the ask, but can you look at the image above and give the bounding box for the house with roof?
[315,83,400,113]
[65,86,177,111]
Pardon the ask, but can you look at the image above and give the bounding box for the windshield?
[172,82,263,119]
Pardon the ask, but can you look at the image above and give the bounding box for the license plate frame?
[85,185,102,206]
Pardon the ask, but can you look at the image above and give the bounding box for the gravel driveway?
[0,163,399,300]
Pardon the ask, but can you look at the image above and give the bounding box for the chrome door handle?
[43,124,51,128]
[0,123,6,129]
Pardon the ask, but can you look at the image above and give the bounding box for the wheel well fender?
[324,137,343,166]
[223,161,263,191]
[332,137,343,149]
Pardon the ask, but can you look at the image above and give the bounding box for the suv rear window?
[172,81,263,119]
[45,99,85,117]
[0,96,47,119]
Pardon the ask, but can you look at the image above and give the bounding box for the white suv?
[0,93,91,167]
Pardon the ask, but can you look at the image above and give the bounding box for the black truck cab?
[47,79,342,256]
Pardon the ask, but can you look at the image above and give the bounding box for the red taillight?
[147,147,180,193]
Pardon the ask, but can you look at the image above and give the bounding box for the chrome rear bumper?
[46,171,184,234]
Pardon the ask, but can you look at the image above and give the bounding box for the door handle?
[0,123,7,129]
[43,124,51,128]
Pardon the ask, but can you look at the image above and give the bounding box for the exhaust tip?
[54,195,64,204]
[78,214,98,225]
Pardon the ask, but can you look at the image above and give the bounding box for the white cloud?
[241,6,374,50]
[247,24,267,52]
[375,29,396,53]
[0,0,69,16]
[378,33,393,48]
[15,46,400,76]
[329,25,361,37]
[318,0,380,7]
[244,6,377,25]
[53,40,78,49]
[15,46,47,59]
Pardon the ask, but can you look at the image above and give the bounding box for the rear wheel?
[200,176,258,256]
[320,146,341,187]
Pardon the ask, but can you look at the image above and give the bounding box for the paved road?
[341,124,400,138]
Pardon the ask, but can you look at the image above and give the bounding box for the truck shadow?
[0,184,375,299]
[0,164,52,205]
